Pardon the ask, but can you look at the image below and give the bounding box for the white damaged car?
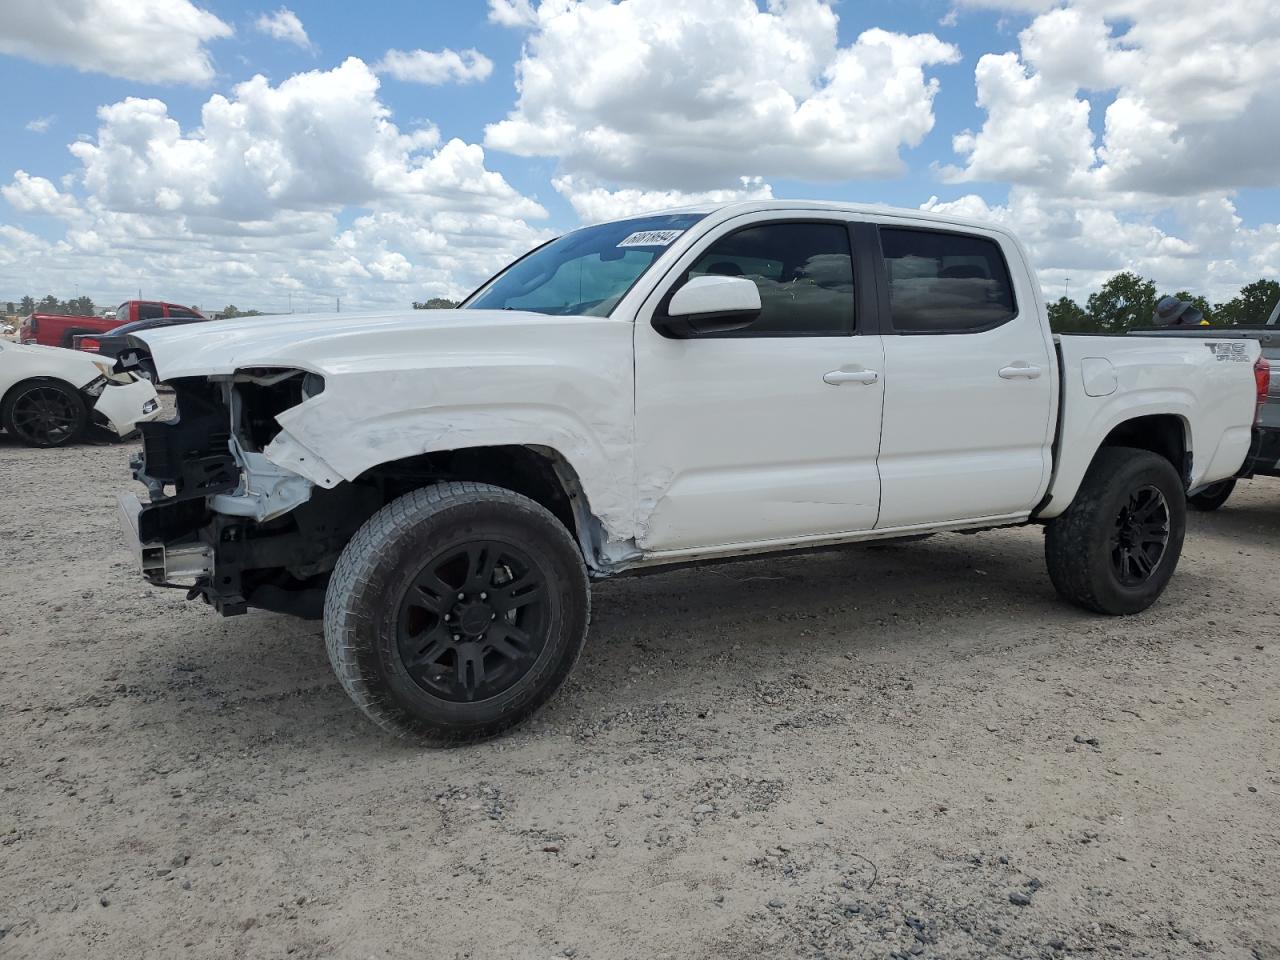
[0,339,161,447]
[115,201,1264,743]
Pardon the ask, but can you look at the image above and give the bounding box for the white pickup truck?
[116,201,1265,742]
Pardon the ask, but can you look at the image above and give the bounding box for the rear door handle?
[824,368,880,386]
[999,362,1043,380]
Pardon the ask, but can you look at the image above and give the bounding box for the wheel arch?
[1,374,83,410]
[1097,413,1190,485]
[354,443,612,572]
[1038,410,1192,519]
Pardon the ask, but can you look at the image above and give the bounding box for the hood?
[0,339,107,390]
[131,308,620,380]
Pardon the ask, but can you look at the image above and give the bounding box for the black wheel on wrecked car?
[1,377,89,448]
[324,481,590,743]
[1188,478,1235,512]
[1044,446,1186,616]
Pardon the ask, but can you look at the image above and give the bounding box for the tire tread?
[1045,446,1185,616]
[324,481,589,744]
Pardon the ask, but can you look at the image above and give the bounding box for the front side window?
[464,213,707,317]
[879,228,1017,333]
[674,221,855,336]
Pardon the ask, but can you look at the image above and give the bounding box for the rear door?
[868,222,1056,528]
[633,216,885,552]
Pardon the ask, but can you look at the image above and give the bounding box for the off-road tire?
[1188,478,1235,512]
[324,482,590,744]
[1045,446,1186,615]
[1,377,89,448]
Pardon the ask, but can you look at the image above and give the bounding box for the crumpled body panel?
[137,309,638,542]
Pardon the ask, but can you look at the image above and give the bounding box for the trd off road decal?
[1205,341,1251,362]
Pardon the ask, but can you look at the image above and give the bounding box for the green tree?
[20,296,35,315]
[1213,279,1280,326]
[1086,272,1157,333]
[1046,296,1096,333]
[220,305,263,319]
[413,297,459,309]
[38,294,60,313]
[5,301,13,315]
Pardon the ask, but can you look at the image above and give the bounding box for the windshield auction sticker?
[617,230,685,248]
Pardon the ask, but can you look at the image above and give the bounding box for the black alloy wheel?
[1110,484,1170,585]
[2,379,88,447]
[1045,446,1186,616]
[396,540,549,703]
[324,481,590,743]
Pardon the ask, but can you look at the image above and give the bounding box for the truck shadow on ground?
[1188,496,1280,549]
[125,530,1079,753]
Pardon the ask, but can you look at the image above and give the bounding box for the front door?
[633,217,885,553]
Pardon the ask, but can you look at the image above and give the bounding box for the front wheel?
[1188,478,1235,512]
[1045,447,1186,615]
[1,377,89,447]
[324,482,590,743]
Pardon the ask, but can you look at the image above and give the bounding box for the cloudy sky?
[1,0,1278,313]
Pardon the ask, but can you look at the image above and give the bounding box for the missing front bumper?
[117,492,214,586]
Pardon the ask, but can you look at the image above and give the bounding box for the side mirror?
[652,274,761,338]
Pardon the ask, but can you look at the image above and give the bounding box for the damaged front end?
[119,369,377,619]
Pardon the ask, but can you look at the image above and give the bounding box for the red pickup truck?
[20,300,204,348]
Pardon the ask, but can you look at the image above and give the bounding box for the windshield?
[1268,300,1279,326]
[463,213,707,316]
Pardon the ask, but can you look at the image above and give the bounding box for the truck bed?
[1038,333,1261,515]
[1129,325,1278,477]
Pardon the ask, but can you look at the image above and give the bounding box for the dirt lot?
[1,431,1277,960]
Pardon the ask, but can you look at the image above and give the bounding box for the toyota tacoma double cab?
[114,201,1263,743]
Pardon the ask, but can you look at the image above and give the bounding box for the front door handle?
[999,362,1043,380]
[824,368,880,386]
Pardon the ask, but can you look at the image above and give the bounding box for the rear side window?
[879,228,1016,333]
[679,221,855,336]
[137,303,164,321]
[166,307,201,319]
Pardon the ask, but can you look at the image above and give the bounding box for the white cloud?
[0,58,551,310]
[945,0,1280,196]
[488,0,538,28]
[254,7,312,50]
[1,171,82,219]
[553,175,774,224]
[65,59,542,221]
[25,116,54,134]
[0,0,233,86]
[376,48,494,85]
[484,0,959,191]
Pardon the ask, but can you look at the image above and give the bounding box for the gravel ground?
[1,430,1277,960]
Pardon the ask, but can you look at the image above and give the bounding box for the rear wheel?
[1045,447,1186,615]
[1188,478,1235,512]
[1,378,88,448]
[324,482,590,743]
